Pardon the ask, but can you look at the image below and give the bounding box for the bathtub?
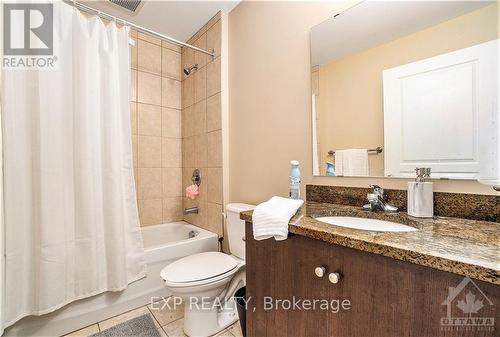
[5,222,218,337]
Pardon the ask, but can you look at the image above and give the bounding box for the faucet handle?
[369,184,384,197]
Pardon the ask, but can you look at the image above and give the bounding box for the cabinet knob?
[328,272,341,284]
[315,266,327,277]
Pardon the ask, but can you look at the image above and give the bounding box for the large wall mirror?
[310,1,499,185]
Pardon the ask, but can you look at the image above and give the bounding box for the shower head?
[183,64,198,76]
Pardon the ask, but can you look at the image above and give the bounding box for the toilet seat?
[161,252,241,288]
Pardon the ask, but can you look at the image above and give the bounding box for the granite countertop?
[241,202,500,285]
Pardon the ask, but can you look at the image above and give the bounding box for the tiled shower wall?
[182,13,224,235]
[130,30,184,226]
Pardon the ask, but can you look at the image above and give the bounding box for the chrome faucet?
[363,184,398,213]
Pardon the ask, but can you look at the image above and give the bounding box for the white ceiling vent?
[108,0,143,13]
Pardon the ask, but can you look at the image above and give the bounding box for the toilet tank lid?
[226,203,256,213]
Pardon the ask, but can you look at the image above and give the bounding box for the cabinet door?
[287,235,332,337]
[245,226,332,337]
[326,243,500,337]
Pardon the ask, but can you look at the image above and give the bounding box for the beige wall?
[129,30,184,226]
[228,1,498,206]
[182,13,225,236]
[316,4,499,176]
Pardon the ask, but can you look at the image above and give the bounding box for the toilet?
[160,203,255,337]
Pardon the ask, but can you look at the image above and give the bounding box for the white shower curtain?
[1,1,146,330]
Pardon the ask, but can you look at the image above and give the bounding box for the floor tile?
[98,306,159,331]
[229,322,243,337]
[163,318,187,337]
[61,324,99,337]
[148,297,185,326]
[215,327,235,337]
[157,327,168,337]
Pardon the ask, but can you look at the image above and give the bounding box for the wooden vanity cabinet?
[245,223,499,337]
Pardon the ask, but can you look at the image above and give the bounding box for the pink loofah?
[185,184,200,200]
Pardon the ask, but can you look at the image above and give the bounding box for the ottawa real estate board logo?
[440,277,495,332]
[3,2,56,68]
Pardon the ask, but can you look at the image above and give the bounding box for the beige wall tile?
[188,25,207,45]
[162,48,181,80]
[138,32,161,46]
[193,100,206,136]
[138,39,162,75]
[207,12,221,30]
[138,199,163,225]
[184,200,206,227]
[183,137,195,168]
[182,105,194,138]
[138,103,162,136]
[206,57,221,97]
[162,138,182,168]
[130,102,137,135]
[132,135,138,167]
[138,136,162,167]
[137,168,162,199]
[194,67,206,103]
[194,34,208,69]
[130,40,138,69]
[162,108,181,138]
[138,71,161,105]
[206,20,221,58]
[162,40,182,53]
[207,167,222,204]
[130,69,137,102]
[162,168,182,197]
[194,134,207,168]
[207,130,222,167]
[206,202,223,236]
[182,167,194,193]
[182,75,194,108]
[206,93,221,132]
[162,197,183,223]
[162,78,182,109]
[182,48,194,81]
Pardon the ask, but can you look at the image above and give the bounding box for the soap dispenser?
[407,168,433,218]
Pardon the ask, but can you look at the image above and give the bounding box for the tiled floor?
[61,297,243,337]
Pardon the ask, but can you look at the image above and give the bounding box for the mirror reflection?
[310,1,499,179]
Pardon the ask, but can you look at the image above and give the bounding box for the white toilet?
[160,203,255,337]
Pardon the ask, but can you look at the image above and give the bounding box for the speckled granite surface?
[241,202,500,285]
[306,185,500,222]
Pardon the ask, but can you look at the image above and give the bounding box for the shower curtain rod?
[62,0,215,58]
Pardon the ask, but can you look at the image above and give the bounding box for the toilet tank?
[225,203,255,260]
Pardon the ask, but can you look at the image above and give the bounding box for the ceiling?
[311,1,494,66]
[80,0,240,42]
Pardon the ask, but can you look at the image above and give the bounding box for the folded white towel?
[252,196,304,241]
[335,149,369,176]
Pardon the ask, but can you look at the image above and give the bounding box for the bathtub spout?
[184,207,199,215]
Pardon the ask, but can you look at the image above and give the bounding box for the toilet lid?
[160,252,238,284]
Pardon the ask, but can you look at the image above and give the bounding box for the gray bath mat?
[90,314,161,337]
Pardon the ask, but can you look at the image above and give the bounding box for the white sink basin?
[314,216,417,232]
